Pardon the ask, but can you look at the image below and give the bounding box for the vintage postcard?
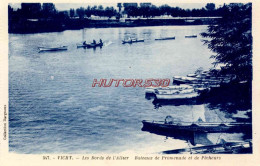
[0,0,259,165]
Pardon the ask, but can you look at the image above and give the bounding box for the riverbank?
[9,17,219,34]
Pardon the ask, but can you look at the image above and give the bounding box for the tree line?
[70,6,117,19]
[9,3,223,21]
[8,3,118,21]
[123,3,222,18]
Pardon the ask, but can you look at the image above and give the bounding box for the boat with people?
[142,116,252,133]
[155,37,175,40]
[38,46,68,52]
[77,39,103,48]
[185,34,197,38]
[77,42,103,48]
[122,38,144,44]
[161,141,252,154]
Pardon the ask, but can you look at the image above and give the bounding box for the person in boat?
[83,41,86,45]
[99,39,103,44]
[197,117,204,123]
[93,40,96,45]
[164,115,174,124]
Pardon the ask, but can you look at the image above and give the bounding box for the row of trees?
[9,3,59,19]
[70,6,117,19]
[9,3,224,20]
[123,3,222,18]
[8,3,71,22]
[8,3,118,20]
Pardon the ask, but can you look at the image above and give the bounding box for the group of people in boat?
[83,39,103,46]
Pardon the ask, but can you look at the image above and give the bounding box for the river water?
[9,26,251,154]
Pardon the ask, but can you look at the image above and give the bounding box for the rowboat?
[77,42,103,48]
[172,76,198,84]
[145,85,193,94]
[155,37,175,40]
[185,35,197,38]
[122,38,144,44]
[38,46,68,52]
[172,70,231,88]
[155,88,200,100]
[142,119,252,133]
[161,141,252,154]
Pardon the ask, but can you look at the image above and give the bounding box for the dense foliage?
[123,4,222,18]
[201,3,252,82]
[9,3,224,20]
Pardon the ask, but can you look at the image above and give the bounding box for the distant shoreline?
[9,17,218,34]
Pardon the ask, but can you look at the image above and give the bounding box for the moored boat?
[145,85,193,94]
[38,46,68,52]
[185,35,197,38]
[172,69,233,88]
[155,88,200,100]
[155,37,175,40]
[172,76,198,84]
[122,38,144,44]
[142,118,251,133]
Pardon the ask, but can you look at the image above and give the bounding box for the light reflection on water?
[9,26,251,154]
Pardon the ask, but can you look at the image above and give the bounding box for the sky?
[9,3,224,11]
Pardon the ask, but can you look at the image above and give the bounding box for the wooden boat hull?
[38,46,68,51]
[145,85,193,94]
[77,43,103,48]
[142,120,252,133]
[185,35,197,38]
[155,91,199,100]
[122,39,144,44]
[155,37,175,40]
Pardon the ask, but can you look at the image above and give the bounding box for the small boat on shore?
[155,88,200,100]
[155,37,175,40]
[161,141,252,154]
[145,85,193,94]
[38,46,68,52]
[172,69,232,88]
[122,38,144,44]
[185,35,197,38]
[142,117,251,133]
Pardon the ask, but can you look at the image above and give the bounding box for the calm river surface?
[9,26,251,153]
